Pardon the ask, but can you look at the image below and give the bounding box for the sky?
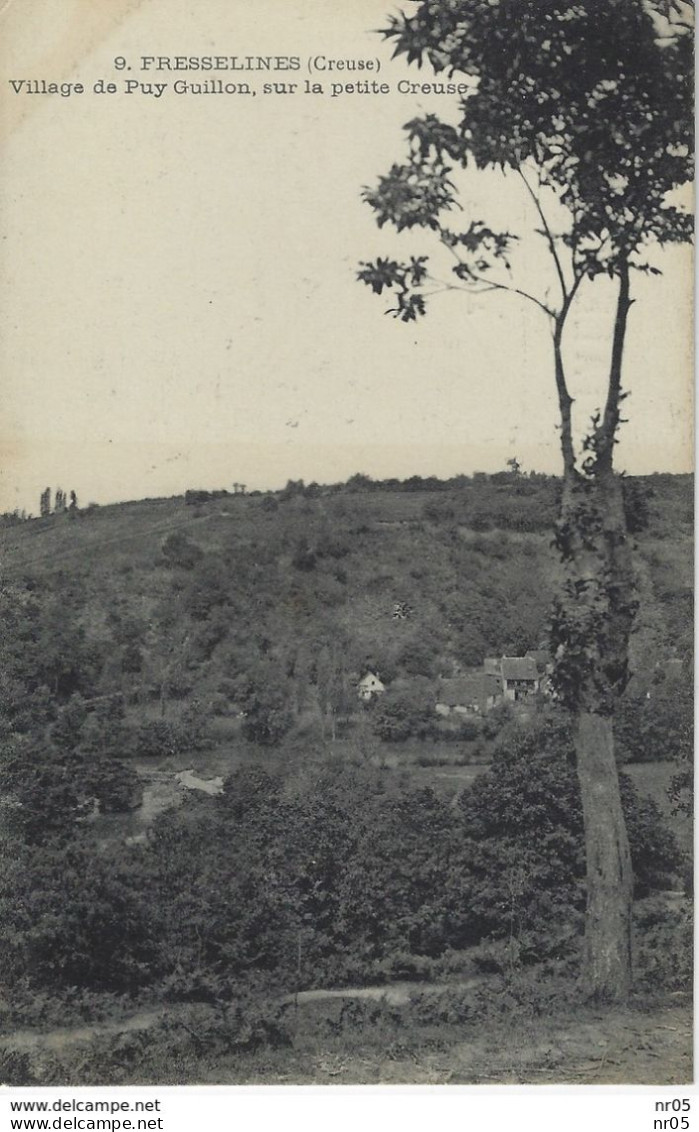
[0,0,693,514]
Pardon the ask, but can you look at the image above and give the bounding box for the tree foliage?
[360,1,692,315]
[357,0,693,1001]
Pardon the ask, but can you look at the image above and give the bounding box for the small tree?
[357,0,693,999]
[316,642,353,740]
[242,688,293,747]
[39,487,51,518]
[371,682,435,742]
[240,664,294,747]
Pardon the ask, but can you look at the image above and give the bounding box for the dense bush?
[620,779,682,896]
[463,715,682,907]
[2,716,680,1007]
[615,676,693,764]
[0,737,143,845]
[0,741,93,845]
[132,702,207,759]
[160,532,203,570]
[134,719,189,758]
[635,899,692,992]
[370,684,434,742]
[458,717,481,742]
[622,478,652,534]
[480,701,515,740]
[240,685,293,746]
[0,842,158,992]
[83,757,142,814]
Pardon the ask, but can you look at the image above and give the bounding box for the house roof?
[437,675,499,706]
[501,657,538,681]
[359,672,384,687]
[525,649,550,672]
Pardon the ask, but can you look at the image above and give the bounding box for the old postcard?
[0,0,693,1112]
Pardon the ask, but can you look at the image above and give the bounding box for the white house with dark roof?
[357,672,386,701]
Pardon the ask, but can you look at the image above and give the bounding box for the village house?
[435,652,547,716]
[500,656,540,701]
[357,671,386,701]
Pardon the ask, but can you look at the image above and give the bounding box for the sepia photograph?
[0,0,694,1096]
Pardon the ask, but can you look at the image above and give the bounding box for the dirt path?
[291,975,488,1007]
[2,978,488,1053]
[3,996,691,1085]
[5,1010,165,1054]
[3,979,691,1086]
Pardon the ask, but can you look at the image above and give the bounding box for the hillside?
[0,474,692,736]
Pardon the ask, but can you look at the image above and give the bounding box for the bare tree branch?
[516,164,571,305]
[438,231,557,319]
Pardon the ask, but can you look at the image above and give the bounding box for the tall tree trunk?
[555,469,636,1000]
[552,262,637,1000]
[574,710,633,999]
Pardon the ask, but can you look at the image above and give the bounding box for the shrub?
[619,776,683,896]
[458,717,481,742]
[0,1049,39,1086]
[668,760,693,819]
[209,692,233,717]
[132,703,208,760]
[397,637,440,678]
[0,843,158,993]
[615,685,693,764]
[134,719,186,758]
[635,900,692,992]
[241,688,293,746]
[371,684,434,743]
[291,537,316,571]
[0,740,94,845]
[423,498,457,522]
[160,532,203,570]
[481,701,514,740]
[50,694,89,751]
[622,478,652,534]
[371,697,414,742]
[3,723,681,1017]
[84,757,142,813]
[456,712,682,955]
[376,950,436,982]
